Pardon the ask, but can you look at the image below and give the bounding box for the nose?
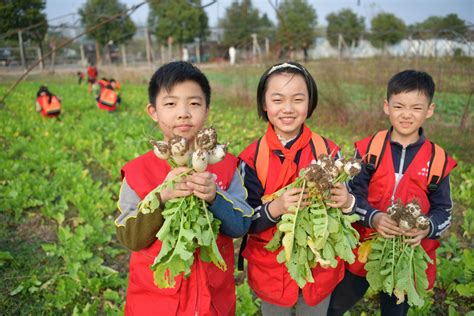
[177,104,191,119]
[282,102,294,113]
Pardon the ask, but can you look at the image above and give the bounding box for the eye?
[190,102,201,107]
[414,107,423,111]
[164,102,175,107]
[272,99,282,103]
[294,98,304,103]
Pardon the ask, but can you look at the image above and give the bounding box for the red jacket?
[239,133,345,307]
[97,87,118,111]
[121,151,237,315]
[36,95,61,118]
[348,135,456,289]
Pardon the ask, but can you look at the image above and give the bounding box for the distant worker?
[182,47,189,62]
[36,86,61,118]
[96,79,119,112]
[87,64,98,93]
[229,46,236,65]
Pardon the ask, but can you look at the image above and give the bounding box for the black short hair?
[256,61,318,121]
[387,70,435,103]
[148,61,211,107]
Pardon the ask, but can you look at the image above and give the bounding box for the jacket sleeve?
[350,150,381,228]
[208,170,253,238]
[115,178,164,251]
[426,175,453,239]
[239,160,282,234]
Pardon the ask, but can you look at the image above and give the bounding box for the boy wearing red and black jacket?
[328,70,457,316]
[115,61,253,315]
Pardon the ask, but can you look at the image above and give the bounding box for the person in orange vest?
[114,61,253,315]
[86,63,98,93]
[96,79,119,112]
[238,61,356,315]
[35,86,61,118]
[109,78,121,106]
[327,70,457,316]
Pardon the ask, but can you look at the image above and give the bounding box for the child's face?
[384,90,435,144]
[264,73,308,140]
[147,80,208,143]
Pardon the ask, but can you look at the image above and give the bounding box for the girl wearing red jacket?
[35,86,61,118]
[115,61,253,315]
[239,62,356,315]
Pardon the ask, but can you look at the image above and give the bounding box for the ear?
[426,103,435,118]
[383,100,390,115]
[147,103,159,122]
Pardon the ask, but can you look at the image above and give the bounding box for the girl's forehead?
[265,72,307,90]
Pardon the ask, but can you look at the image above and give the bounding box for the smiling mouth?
[175,124,193,131]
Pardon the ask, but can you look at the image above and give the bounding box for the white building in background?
[309,38,474,59]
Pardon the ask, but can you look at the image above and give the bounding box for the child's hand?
[403,227,430,247]
[372,213,404,238]
[268,188,309,218]
[326,183,354,212]
[186,171,217,203]
[160,167,192,204]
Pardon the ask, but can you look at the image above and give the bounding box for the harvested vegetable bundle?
[265,154,361,288]
[360,199,432,307]
[145,127,228,288]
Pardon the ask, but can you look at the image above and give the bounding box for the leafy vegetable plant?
[360,199,433,307]
[265,154,361,287]
[144,128,228,288]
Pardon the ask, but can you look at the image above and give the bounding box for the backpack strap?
[427,142,448,192]
[365,130,390,174]
[254,136,269,190]
[309,133,330,158]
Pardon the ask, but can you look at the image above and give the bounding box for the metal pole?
[145,27,152,64]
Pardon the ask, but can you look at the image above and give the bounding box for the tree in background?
[148,0,208,52]
[370,13,407,49]
[275,0,317,59]
[326,9,365,47]
[79,0,136,64]
[410,14,468,40]
[0,0,48,62]
[219,0,274,49]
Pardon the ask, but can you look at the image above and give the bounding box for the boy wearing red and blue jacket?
[328,70,457,315]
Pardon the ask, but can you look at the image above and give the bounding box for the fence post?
[121,44,127,67]
[79,44,86,66]
[37,47,44,70]
[18,31,26,69]
[145,27,152,65]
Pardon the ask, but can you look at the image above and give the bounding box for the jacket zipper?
[391,146,406,201]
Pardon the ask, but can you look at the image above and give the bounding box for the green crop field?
[0,59,472,315]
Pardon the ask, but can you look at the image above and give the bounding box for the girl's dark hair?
[148,61,211,107]
[37,85,53,103]
[387,70,435,103]
[256,61,318,121]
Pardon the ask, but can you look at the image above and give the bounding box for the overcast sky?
[46,0,473,28]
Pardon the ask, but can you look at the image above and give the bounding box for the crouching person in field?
[96,79,119,112]
[36,85,61,118]
[114,61,253,315]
